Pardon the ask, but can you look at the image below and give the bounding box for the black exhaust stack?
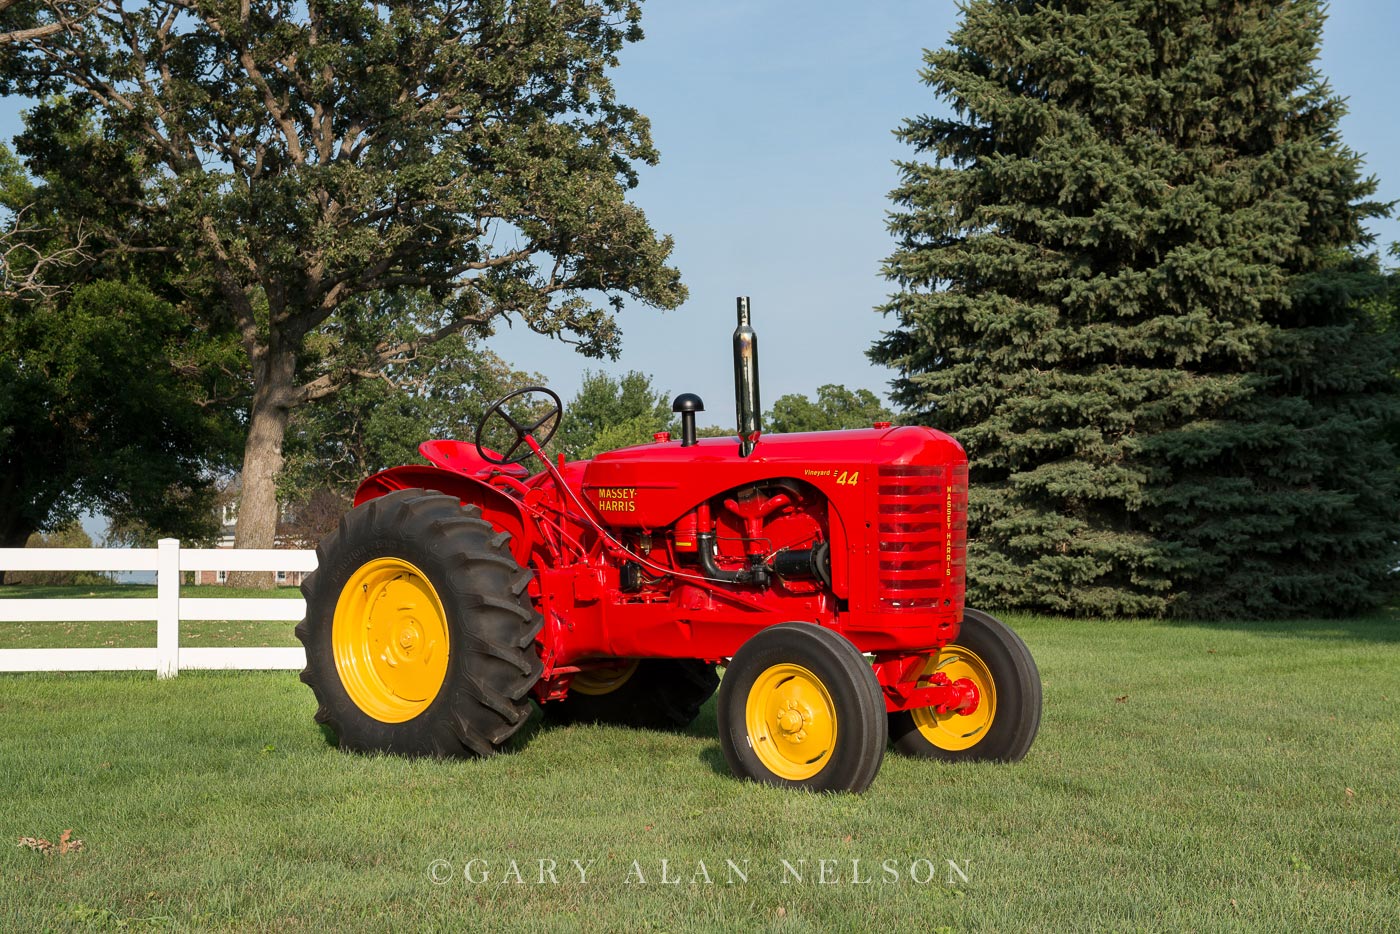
[733,297,761,457]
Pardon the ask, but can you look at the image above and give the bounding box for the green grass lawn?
[2,611,1398,932]
[0,584,303,649]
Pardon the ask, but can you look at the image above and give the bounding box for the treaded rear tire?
[296,488,543,758]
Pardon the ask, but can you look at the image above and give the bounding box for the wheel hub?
[910,643,997,751]
[778,703,807,737]
[745,664,837,780]
[332,558,451,723]
[397,623,421,653]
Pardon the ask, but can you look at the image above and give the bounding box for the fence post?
[156,538,180,679]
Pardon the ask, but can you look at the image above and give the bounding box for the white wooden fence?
[0,540,315,678]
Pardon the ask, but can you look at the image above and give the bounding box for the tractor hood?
[578,426,965,529]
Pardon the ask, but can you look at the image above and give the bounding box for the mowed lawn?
[1,605,1397,932]
[0,584,303,649]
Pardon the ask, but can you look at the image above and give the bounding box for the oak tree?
[2,0,684,582]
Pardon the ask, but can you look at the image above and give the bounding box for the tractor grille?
[875,463,967,611]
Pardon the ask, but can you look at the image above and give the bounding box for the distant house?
[194,488,310,587]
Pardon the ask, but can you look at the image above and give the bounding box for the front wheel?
[888,608,1041,762]
[718,623,887,793]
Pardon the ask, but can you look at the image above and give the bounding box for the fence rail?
[0,539,316,678]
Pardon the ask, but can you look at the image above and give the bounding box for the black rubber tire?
[542,659,719,731]
[296,489,543,758]
[888,607,1041,763]
[717,623,887,793]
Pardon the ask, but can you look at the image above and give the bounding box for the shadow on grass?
[309,687,725,762]
[688,697,719,739]
[1160,605,1400,644]
[689,697,734,778]
[697,742,730,778]
[307,701,555,757]
[497,703,551,754]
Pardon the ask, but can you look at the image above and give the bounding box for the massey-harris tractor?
[296,299,1041,792]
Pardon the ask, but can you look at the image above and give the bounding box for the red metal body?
[354,425,973,714]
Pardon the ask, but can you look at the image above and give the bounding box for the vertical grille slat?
[874,463,967,612]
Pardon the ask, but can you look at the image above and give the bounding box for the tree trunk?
[0,461,34,586]
[0,524,34,587]
[230,349,296,589]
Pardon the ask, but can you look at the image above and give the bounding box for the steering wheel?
[474,386,563,465]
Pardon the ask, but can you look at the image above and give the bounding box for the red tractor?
[296,299,1040,792]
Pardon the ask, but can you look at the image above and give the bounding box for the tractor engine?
[546,299,970,665]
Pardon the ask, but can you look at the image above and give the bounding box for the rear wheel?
[718,623,886,793]
[543,659,719,731]
[888,608,1041,762]
[296,489,543,757]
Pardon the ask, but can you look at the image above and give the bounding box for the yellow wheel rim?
[744,663,838,781]
[332,557,450,723]
[571,659,640,696]
[911,643,996,751]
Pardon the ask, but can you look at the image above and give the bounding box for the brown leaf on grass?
[16,831,85,855]
[842,834,853,844]
[1115,695,1129,703]
[776,907,787,918]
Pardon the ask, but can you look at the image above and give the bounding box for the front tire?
[888,608,1041,762]
[718,623,887,793]
[296,489,543,757]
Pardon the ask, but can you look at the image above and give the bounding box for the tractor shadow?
[506,695,737,777]
[506,697,721,752]
[688,698,730,776]
[503,703,550,753]
[690,698,736,778]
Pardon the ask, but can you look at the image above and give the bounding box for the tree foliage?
[554,369,675,459]
[765,384,894,434]
[278,295,546,502]
[0,279,233,560]
[873,0,1400,618]
[0,0,90,49]
[4,521,109,586]
[0,0,685,568]
[0,115,241,576]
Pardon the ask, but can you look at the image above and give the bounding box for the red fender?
[354,465,533,567]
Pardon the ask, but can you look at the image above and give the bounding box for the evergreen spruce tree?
[873,0,1400,618]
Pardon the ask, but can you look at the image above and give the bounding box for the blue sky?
[4,1,1397,431]
[492,1,1400,426]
